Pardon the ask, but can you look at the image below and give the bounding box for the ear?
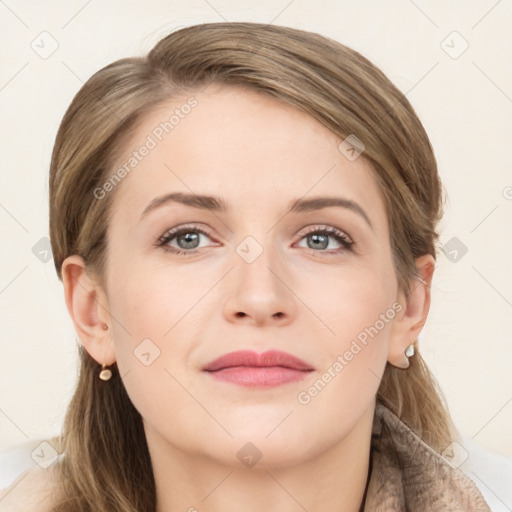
[387,254,435,369]
[61,255,116,366]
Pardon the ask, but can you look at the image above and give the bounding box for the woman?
[0,21,491,511]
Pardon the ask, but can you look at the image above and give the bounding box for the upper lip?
[202,350,314,372]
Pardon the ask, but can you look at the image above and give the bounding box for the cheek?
[107,258,209,341]
[294,295,394,440]
[301,259,396,342]
[301,266,395,402]
[104,262,206,428]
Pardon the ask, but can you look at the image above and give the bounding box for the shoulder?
[0,464,62,512]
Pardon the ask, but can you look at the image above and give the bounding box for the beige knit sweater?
[363,403,491,511]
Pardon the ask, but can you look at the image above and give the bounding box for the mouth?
[202,349,314,387]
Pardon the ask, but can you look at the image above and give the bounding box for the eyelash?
[154,224,355,257]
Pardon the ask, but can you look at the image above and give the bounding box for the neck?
[147,403,375,512]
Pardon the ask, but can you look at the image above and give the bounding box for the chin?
[208,439,314,471]
[195,425,319,471]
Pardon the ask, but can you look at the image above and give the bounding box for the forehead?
[108,84,388,232]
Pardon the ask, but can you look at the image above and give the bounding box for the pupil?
[310,234,327,250]
[179,232,199,248]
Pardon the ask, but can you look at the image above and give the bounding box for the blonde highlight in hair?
[48,22,454,511]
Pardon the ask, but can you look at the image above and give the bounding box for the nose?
[222,244,296,328]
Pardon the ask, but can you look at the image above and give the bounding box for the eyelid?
[158,223,212,238]
[298,224,353,242]
[156,223,215,246]
[295,224,355,254]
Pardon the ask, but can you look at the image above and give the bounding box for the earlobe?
[387,254,435,369]
[61,255,116,366]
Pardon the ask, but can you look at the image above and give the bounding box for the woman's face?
[99,84,405,468]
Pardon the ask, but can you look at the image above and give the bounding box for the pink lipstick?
[202,349,314,387]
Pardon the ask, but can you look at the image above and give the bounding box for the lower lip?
[205,366,313,387]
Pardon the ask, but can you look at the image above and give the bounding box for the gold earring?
[99,363,112,381]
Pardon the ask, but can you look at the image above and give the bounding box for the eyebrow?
[140,192,373,229]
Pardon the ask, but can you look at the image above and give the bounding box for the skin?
[62,83,434,512]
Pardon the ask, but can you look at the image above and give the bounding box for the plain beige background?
[1,0,511,468]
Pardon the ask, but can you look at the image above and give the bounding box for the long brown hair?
[48,22,454,511]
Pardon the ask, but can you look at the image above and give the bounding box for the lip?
[202,350,314,387]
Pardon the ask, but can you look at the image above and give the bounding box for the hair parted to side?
[48,21,454,511]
